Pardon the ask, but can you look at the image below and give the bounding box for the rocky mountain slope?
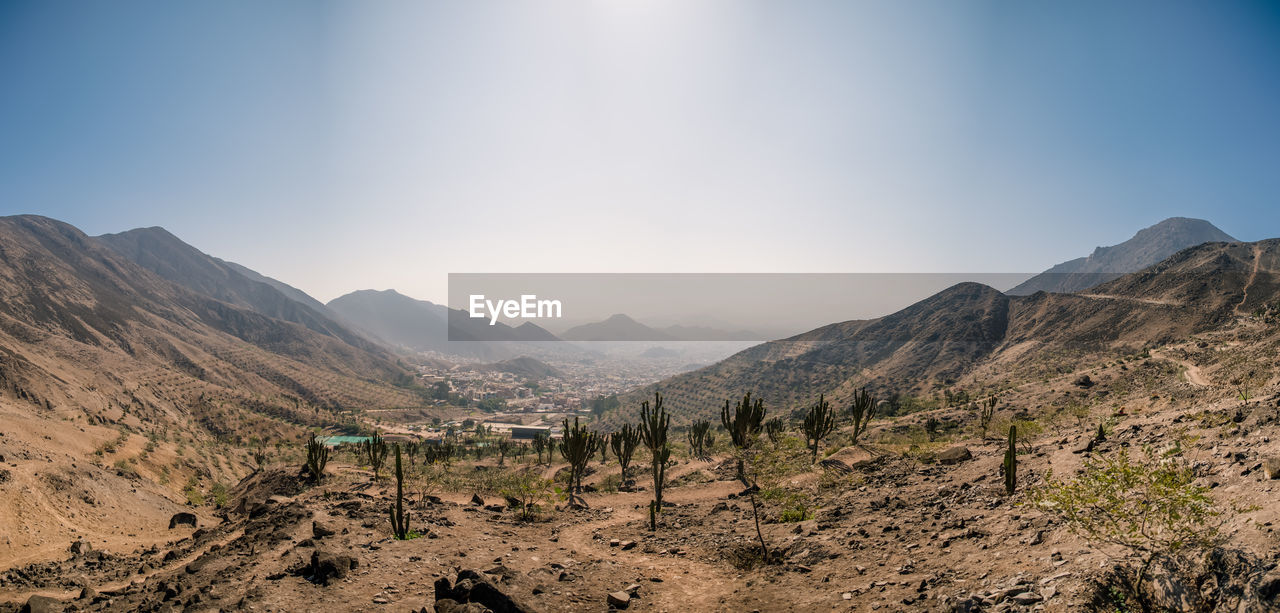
[1007,217,1237,295]
[627,239,1278,424]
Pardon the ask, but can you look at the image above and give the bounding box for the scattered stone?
[607,590,631,608]
[937,447,972,465]
[20,595,61,613]
[304,550,359,586]
[312,520,337,538]
[471,493,485,506]
[619,540,636,551]
[435,569,535,613]
[1264,457,1280,480]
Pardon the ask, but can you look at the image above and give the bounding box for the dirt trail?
[1077,293,1182,307]
[1235,244,1264,316]
[558,479,748,612]
[1150,348,1210,387]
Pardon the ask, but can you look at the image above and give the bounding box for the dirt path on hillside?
[1077,293,1183,307]
[1150,348,1210,387]
[1235,244,1264,316]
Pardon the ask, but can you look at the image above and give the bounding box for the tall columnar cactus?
[560,417,599,507]
[721,392,766,484]
[531,431,548,464]
[849,387,878,444]
[1004,425,1017,496]
[305,433,329,483]
[611,424,641,483]
[979,395,998,439]
[598,433,610,465]
[764,418,785,446]
[639,392,670,530]
[803,394,836,463]
[687,420,713,458]
[389,444,410,539]
[362,431,389,481]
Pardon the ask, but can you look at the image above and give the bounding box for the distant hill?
[1007,217,1237,295]
[477,356,563,379]
[561,314,676,342]
[622,238,1277,424]
[326,289,565,359]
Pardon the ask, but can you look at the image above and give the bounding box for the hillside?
[475,356,564,380]
[561,314,676,342]
[327,289,565,359]
[0,216,425,567]
[626,239,1278,424]
[1007,217,1237,295]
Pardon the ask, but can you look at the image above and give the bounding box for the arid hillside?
[624,240,1280,425]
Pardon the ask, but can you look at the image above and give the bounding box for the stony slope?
[1007,217,1237,295]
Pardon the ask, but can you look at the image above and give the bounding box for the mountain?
[96,227,378,352]
[326,289,564,359]
[1006,217,1237,296]
[476,356,564,380]
[0,215,421,416]
[624,238,1277,424]
[561,314,677,342]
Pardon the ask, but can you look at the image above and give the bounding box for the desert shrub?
[184,477,205,506]
[210,482,229,508]
[1030,446,1237,605]
[499,470,555,521]
[113,458,139,479]
[597,473,622,494]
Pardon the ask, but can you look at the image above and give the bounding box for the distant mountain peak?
[1007,217,1237,296]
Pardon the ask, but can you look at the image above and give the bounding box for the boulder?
[307,550,359,586]
[937,447,972,465]
[312,520,338,538]
[20,595,61,613]
[1070,438,1095,454]
[69,540,91,555]
[434,569,535,613]
[1264,457,1280,480]
[607,590,632,608]
[168,512,198,529]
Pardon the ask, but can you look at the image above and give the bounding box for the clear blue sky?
[2,1,1279,303]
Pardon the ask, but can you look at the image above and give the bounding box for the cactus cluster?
[305,433,329,482]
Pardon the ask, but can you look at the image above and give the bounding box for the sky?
[2,1,1279,304]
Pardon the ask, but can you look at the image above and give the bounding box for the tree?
[559,417,599,508]
[721,392,766,485]
[1030,447,1232,605]
[639,392,671,531]
[500,470,554,522]
[611,424,642,485]
[849,387,878,444]
[802,394,836,463]
[496,439,512,466]
[687,420,713,459]
[531,431,548,464]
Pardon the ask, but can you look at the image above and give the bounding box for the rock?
[78,586,97,601]
[1009,591,1042,605]
[434,569,534,613]
[168,512,198,529]
[937,447,972,465]
[1070,438,1095,454]
[619,540,637,551]
[471,493,485,506]
[20,595,62,613]
[1264,457,1280,480]
[312,520,337,538]
[607,590,632,608]
[70,540,91,555]
[306,550,359,586]
[434,600,491,613]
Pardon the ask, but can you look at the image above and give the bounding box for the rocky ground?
[5,324,1280,611]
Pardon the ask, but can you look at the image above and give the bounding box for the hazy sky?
[3,1,1279,304]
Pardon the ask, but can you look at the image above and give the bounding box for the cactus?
[598,433,610,465]
[361,432,389,481]
[389,444,410,539]
[722,392,766,484]
[1004,425,1017,496]
[496,439,512,466]
[764,418,785,446]
[849,387,878,444]
[531,432,547,464]
[979,395,998,439]
[305,433,328,483]
[611,424,641,483]
[924,417,940,442]
[639,392,671,530]
[559,416,599,507]
[687,420,713,458]
[803,394,835,463]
